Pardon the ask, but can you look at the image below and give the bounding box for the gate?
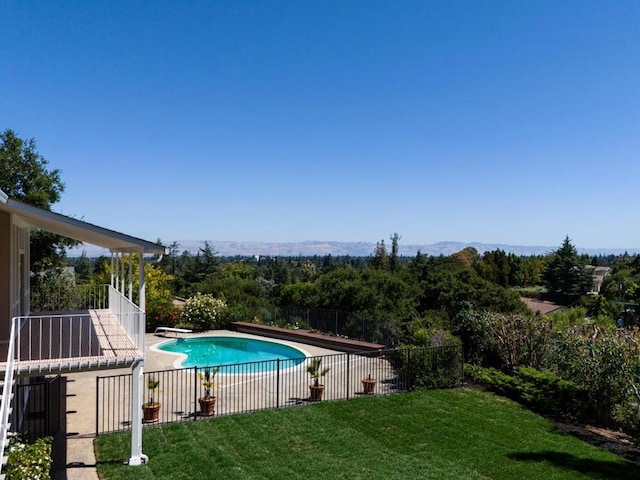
[17,375,62,442]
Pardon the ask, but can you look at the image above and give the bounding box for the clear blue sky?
[2,1,639,249]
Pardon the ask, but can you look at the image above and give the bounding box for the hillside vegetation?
[62,235,640,439]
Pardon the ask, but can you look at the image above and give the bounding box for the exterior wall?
[0,211,30,342]
[0,211,10,342]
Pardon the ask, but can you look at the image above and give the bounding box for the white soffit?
[0,194,166,254]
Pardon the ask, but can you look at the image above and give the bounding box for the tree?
[371,239,389,270]
[389,233,401,273]
[0,129,63,207]
[543,236,593,303]
[452,247,479,269]
[0,129,78,275]
[476,249,510,286]
[197,241,220,279]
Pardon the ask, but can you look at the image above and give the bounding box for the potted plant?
[307,358,330,402]
[142,376,161,424]
[198,366,219,416]
[361,373,377,395]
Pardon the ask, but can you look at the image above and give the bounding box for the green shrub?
[398,345,463,390]
[548,326,640,425]
[465,364,586,420]
[456,310,553,371]
[217,303,253,328]
[5,435,52,480]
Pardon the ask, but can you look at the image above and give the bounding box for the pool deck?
[56,329,343,480]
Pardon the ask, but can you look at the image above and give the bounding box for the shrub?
[146,303,181,333]
[5,435,52,480]
[398,344,463,390]
[456,310,553,371]
[180,293,227,330]
[465,364,585,419]
[412,327,459,348]
[547,326,640,425]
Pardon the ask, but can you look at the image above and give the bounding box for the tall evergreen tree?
[544,236,593,303]
[389,233,401,273]
[371,239,389,270]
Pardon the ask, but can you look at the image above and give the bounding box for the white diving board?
[154,327,193,337]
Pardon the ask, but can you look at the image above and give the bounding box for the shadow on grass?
[508,451,640,480]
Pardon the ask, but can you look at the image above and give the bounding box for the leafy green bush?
[548,326,640,425]
[456,309,553,371]
[465,364,585,419]
[398,345,463,390]
[180,293,227,330]
[5,435,52,480]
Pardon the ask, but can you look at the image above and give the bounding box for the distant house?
[520,297,566,316]
[586,266,611,294]
[0,189,166,470]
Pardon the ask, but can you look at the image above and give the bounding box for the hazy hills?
[68,240,640,258]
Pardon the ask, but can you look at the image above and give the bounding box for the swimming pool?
[156,336,307,371]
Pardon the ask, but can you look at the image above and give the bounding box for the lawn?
[95,388,640,479]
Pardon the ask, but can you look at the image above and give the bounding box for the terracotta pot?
[199,396,217,416]
[362,378,377,395]
[309,384,325,402]
[143,403,161,424]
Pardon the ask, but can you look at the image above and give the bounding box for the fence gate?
[17,375,62,442]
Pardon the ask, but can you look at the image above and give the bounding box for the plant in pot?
[307,358,330,402]
[142,376,161,424]
[198,366,219,416]
[361,373,377,395]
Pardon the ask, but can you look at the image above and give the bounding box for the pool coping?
[145,329,340,372]
[149,333,312,370]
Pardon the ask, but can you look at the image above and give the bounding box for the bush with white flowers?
[180,293,227,330]
[5,435,52,480]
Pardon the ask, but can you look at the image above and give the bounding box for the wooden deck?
[0,309,141,375]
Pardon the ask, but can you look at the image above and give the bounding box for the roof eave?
[1,196,166,254]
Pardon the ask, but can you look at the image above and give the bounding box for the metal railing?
[0,318,18,477]
[96,344,463,435]
[271,306,398,346]
[108,286,144,352]
[12,285,144,366]
[14,314,102,364]
[31,283,109,312]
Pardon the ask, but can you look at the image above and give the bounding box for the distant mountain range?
[67,240,640,258]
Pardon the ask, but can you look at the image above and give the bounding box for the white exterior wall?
[9,219,30,319]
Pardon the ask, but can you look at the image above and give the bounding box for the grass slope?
[95,388,640,479]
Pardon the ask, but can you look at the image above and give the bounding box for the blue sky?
[2,1,639,250]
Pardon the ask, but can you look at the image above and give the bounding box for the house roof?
[520,297,566,315]
[0,190,167,254]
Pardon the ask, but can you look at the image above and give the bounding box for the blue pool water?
[157,336,306,371]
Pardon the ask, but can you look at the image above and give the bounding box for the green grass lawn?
[95,388,640,479]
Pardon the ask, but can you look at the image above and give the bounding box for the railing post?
[128,359,148,466]
[276,359,280,409]
[95,376,99,436]
[346,353,350,400]
[194,366,199,421]
[460,345,465,386]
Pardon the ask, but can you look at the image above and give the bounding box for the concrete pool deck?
[55,330,343,480]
